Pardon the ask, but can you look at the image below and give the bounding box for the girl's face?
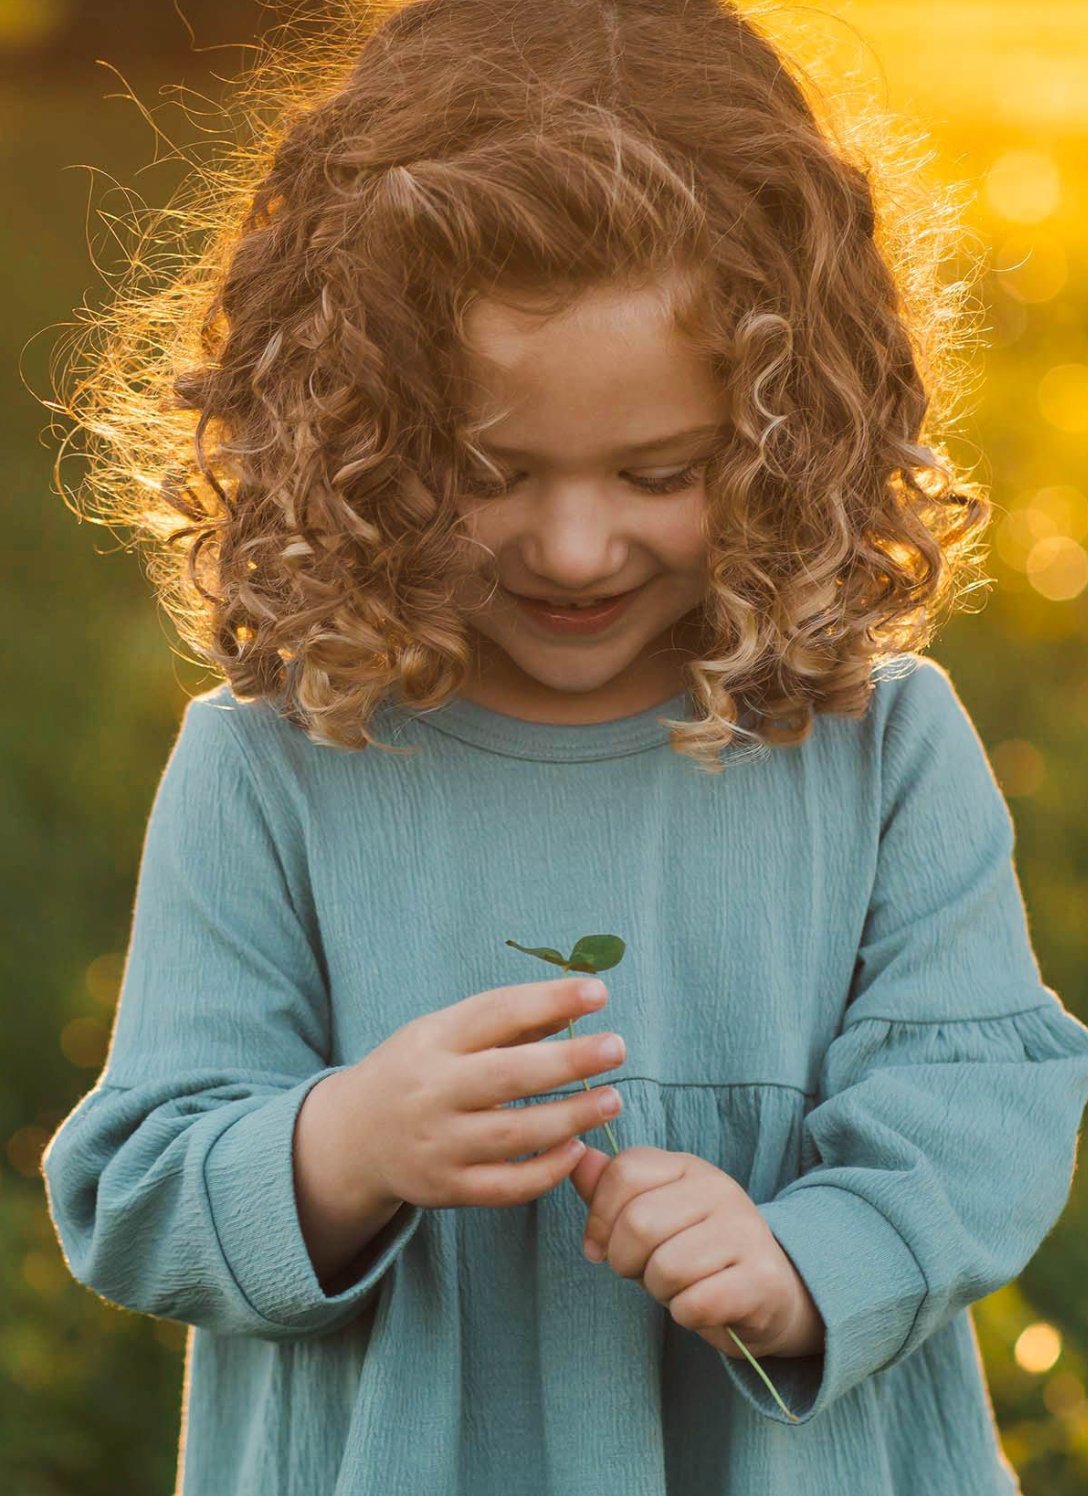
[451,276,723,724]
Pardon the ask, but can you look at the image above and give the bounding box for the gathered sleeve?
[40,693,424,1342]
[716,661,1088,1424]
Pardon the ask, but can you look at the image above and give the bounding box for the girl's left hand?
[569,1145,825,1360]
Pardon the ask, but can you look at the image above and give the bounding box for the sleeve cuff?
[715,1185,928,1424]
[204,1067,424,1339]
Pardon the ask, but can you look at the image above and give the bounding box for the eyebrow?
[477,422,725,460]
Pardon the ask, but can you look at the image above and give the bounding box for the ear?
[567,1144,612,1207]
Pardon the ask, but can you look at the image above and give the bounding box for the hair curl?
[43,0,993,772]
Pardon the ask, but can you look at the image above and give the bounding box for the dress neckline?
[382,686,697,762]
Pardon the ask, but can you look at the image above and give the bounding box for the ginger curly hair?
[45,0,992,773]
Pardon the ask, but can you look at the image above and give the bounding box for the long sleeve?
[40,694,423,1342]
[717,660,1088,1424]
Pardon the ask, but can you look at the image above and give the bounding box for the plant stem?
[563,965,800,1424]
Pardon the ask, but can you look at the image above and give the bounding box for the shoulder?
[168,682,321,839]
[866,652,1009,834]
[182,680,287,738]
[868,652,984,761]
[179,681,314,769]
[812,652,962,770]
[869,649,952,716]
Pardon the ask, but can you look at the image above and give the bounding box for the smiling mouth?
[505,584,642,607]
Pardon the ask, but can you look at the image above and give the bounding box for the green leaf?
[504,941,570,968]
[505,935,626,974]
[567,934,626,973]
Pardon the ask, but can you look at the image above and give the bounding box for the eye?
[459,470,521,500]
[459,459,708,500]
[626,460,706,495]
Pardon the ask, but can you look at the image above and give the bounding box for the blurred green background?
[4,1,1086,1491]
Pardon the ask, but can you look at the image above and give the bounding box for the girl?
[41,1,1088,1492]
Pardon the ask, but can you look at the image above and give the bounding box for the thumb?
[567,1143,612,1204]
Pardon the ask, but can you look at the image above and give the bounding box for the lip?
[505,581,647,635]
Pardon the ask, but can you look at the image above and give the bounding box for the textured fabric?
[41,652,1088,1495]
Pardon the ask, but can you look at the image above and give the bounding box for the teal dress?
[41,653,1088,1493]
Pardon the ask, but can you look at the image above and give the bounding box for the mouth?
[506,586,642,608]
[503,581,649,634]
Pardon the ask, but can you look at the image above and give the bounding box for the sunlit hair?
[45,0,992,773]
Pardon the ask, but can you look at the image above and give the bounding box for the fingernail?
[583,1240,604,1263]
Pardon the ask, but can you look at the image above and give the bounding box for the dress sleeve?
[716,660,1088,1424]
[40,692,424,1342]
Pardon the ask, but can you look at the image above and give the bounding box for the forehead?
[459,281,723,457]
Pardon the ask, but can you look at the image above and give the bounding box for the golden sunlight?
[985,149,1062,223]
[1015,1322,1063,1375]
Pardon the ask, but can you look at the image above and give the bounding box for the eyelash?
[461,459,707,500]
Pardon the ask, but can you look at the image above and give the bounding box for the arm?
[717,659,1088,1424]
[40,691,423,1341]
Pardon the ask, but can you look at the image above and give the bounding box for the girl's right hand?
[351,978,626,1210]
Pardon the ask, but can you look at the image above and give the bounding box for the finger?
[568,1144,612,1204]
[448,977,608,1054]
[458,1082,623,1165]
[495,1013,570,1048]
[592,1177,709,1283]
[458,1135,588,1210]
[637,1210,736,1306]
[467,1026,626,1109]
[582,1147,685,1258]
[669,1268,766,1347]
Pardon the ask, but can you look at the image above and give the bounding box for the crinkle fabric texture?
[41,652,1088,1495]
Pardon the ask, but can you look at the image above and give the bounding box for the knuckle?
[444,1175,470,1208]
[751,1305,774,1340]
[652,1255,686,1300]
[415,1145,448,1196]
[607,1151,636,1183]
[669,1294,701,1328]
[624,1200,656,1243]
[659,1266,686,1301]
[490,1108,523,1156]
[489,1175,521,1209]
[483,1046,517,1096]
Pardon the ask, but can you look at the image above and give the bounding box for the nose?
[515,484,630,592]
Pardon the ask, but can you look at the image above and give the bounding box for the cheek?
[652,505,709,572]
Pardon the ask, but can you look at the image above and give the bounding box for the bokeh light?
[1024,536,1088,601]
[985,149,1062,223]
[1015,1322,1063,1375]
[6,1125,49,1179]
[990,739,1046,797]
[0,0,71,48]
[993,232,1068,303]
[1037,364,1088,432]
[84,951,124,1009]
[1031,484,1088,541]
[994,486,1088,578]
[58,1017,109,1070]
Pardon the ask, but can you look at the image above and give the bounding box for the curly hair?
[44,0,993,773]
